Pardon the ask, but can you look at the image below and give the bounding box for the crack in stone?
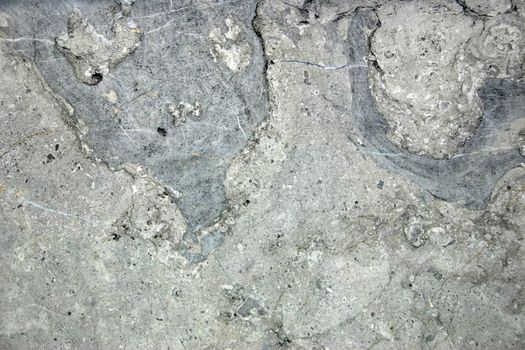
[279,59,366,70]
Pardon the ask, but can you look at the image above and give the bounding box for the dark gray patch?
[2,0,268,231]
[346,8,525,209]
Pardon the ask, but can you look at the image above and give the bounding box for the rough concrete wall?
[0,0,524,349]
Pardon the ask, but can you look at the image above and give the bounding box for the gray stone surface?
[349,6,525,209]
[2,0,268,231]
[369,0,525,158]
[1,0,524,349]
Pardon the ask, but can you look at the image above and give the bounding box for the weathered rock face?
[469,13,525,79]
[55,10,142,85]
[369,0,525,158]
[0,0,524,349]
[370,0,482,158]
[3,0,268,231]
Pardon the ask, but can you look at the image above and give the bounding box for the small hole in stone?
[157,127,168,137]
[91,73,103,84]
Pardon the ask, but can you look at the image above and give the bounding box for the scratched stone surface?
[1,0,524,349]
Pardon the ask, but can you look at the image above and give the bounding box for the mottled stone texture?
[369,0,525,158]
[1,0,524,349]
[2,0,268,231]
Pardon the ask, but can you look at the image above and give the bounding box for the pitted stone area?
[209,17,253,72]
[369,0,525,158]
[350,6,525,209]
[55,9,142,85]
